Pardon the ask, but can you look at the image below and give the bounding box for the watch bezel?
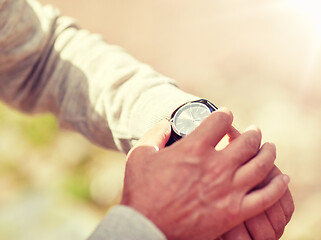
[168,99,218,143]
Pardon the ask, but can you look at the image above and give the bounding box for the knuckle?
[253,160,270,179]
[127,147,139,160]
[176,141,205,164]
[192,139,205,151]
[225,195,242,218]
[188,139,207,156]
[275,179,288,197]
[245,134,261,152]
[275,222,286,239]
[256,195,266,212]
[126,146,146,162]
[207,152,229,177]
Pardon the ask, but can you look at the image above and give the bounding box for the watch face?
[171,102,212,137]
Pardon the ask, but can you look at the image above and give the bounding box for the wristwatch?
[166,99,218,146]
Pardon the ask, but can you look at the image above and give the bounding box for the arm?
[0,1,293,239]
[88,206,167,240]
[0,0,197,153]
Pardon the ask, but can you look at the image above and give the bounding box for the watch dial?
[172,102,212,136]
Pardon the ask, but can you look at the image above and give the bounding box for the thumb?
[134,119,171,151]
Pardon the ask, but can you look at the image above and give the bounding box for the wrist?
[128,84,199,147]
[167,99,218,146]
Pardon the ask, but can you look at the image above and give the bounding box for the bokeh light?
[287,0,321,40]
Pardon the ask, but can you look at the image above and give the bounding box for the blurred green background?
[1,0,321,239]
[0,103,125,239]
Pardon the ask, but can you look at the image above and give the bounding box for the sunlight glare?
[287,0,321,40]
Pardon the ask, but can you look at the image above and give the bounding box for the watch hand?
[189,107,194,120]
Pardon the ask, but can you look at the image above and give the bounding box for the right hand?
[121,108,290,240]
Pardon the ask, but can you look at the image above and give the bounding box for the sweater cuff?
[88,205,167,240]
[128,84,199,145]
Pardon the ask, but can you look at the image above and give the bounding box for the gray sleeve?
[88,205,167,240]
[0,0,198,153]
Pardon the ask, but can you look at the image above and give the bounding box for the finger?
[227,125,241,142]
[241,163,291,238]
[241,174,290,221]
[280,189,295,224]
[257,166,295,224]
[267,168,295,224]
[254,165,279,189]
[222,224,251,240]
[220,125,262,169]
[134,119,171,151]
[234,143,276,192]
[266,202,287,239]
[185,107,233,148]
[245,213,276,240]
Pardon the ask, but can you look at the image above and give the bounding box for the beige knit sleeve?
[0,0,198,152]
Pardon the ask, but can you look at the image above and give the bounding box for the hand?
[220,128,294,240]
[121,108,290,240]
[220,166,294,240]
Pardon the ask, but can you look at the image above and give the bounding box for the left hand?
[218,127,294,240]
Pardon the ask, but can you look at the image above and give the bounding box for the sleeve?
[88,205,167,240]
[0,0,198,153]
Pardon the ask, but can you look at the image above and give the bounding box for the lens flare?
[287,0,321,40]
[284,0,321,92]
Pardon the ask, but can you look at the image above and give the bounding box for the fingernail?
[283,174,290,184]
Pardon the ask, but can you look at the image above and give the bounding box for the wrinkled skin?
[121,108,290,240]
[218,127,294,240]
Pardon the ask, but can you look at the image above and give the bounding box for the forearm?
[0,0,198,152]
